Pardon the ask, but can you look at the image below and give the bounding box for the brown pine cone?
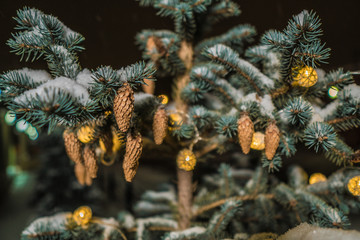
[265,122,280,160]
[113,83,134,132]
[123,131,143,182]
[63,130,82,164]
[83,145,98,179]
[142,78,155,94]
[85,172,93,186]
[153,107,168,145]
[74,163,86,186]
[237,115,254,154]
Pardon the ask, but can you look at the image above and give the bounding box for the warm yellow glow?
[177,149,196,171]
[347,176,360,196]
[309,173,327,185]
[77,126,95,143]
[73,206,92,226]
[168,113,183,131]
[250,132,265,150]
[99,133,123,154]
[292,66,318,87]
[112,133,123,153]
[328,86,339,99]
[158,94,169,105]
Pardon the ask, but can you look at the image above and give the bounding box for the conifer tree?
[1,1,360,239]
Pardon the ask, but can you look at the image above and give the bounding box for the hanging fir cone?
[74,163,86,186]
[85,172,93,186]
[113,82,134,132]
[63,130,82,164]
[237,115,254,154]
[99,130,114,155]
[123,131,143,182]
[265,122,280,160]
[142,78,155,94]
[153,106,168,145]
[83,145,98,179]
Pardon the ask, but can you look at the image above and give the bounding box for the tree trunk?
[177,167,193,229]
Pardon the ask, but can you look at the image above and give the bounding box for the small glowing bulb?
[73,206,92,226]
[309,173,327,185]
[16,120,29,132]
[5,111,16,125]
[158,94,169,105]
[250,132,265,150]
[177,149,196,171]
[292,66,318,87]
[77,126,95,143]
[328,86,339,99]
[347,176,360,196]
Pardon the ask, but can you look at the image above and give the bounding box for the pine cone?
[113,83,134,132]
[153,107,168,145]
[85,172,93,186]
[265,122,280,160]
[100,130,114,155]
[123,131,143,182]
[83,145,98,179]
[237,115,254,154]
[63,130,82,164]
[142,78,155,94]
[74,163,86,186]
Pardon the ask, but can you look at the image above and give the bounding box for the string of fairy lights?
[4,111,39,140]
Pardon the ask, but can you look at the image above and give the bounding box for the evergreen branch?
[325,69,354,89]
[194,73,237,108]
[304,122,337,152]
[195,24,256,53]
[270,85,290,98]
[203,44,266,96]
[193,194,274,217]
[326,115,358,126]
[207,200,241,235]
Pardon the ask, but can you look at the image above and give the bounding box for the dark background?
[1,0,360,92]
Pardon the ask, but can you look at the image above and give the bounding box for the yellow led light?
[73,206,92,226]
[177,149,196,171]
[328,86,339,99]
[250,132,265,150]
[77,126,95,143]
[158,94,169,105]
[309,173,327,185]
[168,113,183,131]
[292,66,318,87]
[347,176,360,196]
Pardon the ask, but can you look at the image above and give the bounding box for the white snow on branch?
[164,226,207,240]
[311,100,340,124]
[15,76,90,105]
[343,83,360,101]
[243,93,275,118]
[16,68,51,84]
[235,57,274,88]
[22,212,69,236]
[142,189,176,203]
[136,218,178,240]
[76,68,94,89]
[134,201,172,215]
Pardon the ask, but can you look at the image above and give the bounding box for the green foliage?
[283,97,312,127]
[304,122,337,152]
[262,10,331,83]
